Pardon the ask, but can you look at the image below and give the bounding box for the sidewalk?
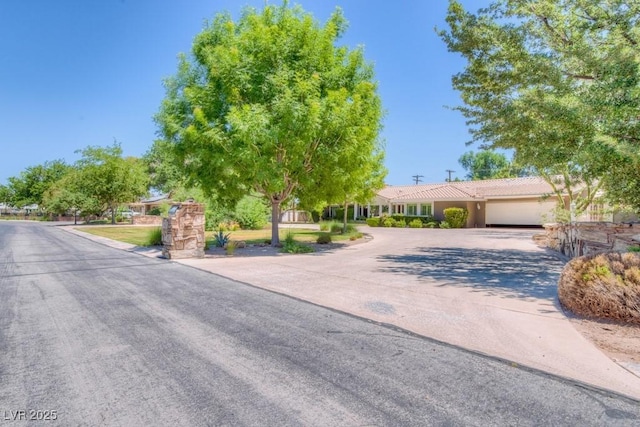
[65,225,640,400]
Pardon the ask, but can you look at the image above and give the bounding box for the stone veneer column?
[162,202,205,259]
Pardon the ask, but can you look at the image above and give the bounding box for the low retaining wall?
[132,215,163,226]
[543,222,640,258]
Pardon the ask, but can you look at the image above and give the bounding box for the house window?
[407,204,418,216]
[589,202,605,221]
[420,204,432,216]
[394,204,405,214]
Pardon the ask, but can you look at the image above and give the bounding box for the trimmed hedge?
[366,214,436,227]
[443,208,468,228]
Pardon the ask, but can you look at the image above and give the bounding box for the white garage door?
[486,199,557,226]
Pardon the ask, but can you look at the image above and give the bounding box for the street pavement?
[174,226,640,400]
[1,221,639,426]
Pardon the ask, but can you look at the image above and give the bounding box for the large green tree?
[42,169,103,223]
[458,150,516,180]
[440,0,640,210]
[7,159,70,209]
[75,143,149,224]
[156,2,385,245]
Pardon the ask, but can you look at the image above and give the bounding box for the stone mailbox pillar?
[162,202,205,259]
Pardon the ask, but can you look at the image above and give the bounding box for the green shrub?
[344,223,358,234]
[335,207,354,220]
[440,221,451,229]
[330,223,343,233]
[382,217,396,227]
[425,221,438,228]
[316,233,332,244]
[147,207,162,216]
[366,217,380,227]
[311,210,320,223]
[408,219,423,228]
[319,221,333,231]
[281,232,314,253]
[394,219,406,228]
[443,207,468,228]
[234,196,269,230]
[145,227,163,246]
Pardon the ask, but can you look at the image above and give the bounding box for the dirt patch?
[569,316,640,365]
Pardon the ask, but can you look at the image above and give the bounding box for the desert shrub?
[316,233,332,244]
[366,217,380,227]
[382,217,396,227]
[394,219,406,228]
[443,208,468,228]
[234,196,269,229]
[439,221,451,229]
[145,227,163,246]
[217,220,240,231]
[408,219,423,228]
[558,252,640,324]
[213,230,231,247]
[225,240,237,255]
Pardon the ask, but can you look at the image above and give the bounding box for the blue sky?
[0,0,490,187]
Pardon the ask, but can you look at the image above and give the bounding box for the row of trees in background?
[441,0,640,219]
[0,143,148,224]
[2,3,387,241]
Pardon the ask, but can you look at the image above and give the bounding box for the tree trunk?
[343,200,348,233]
[111,205,116,225]
[271,200,280,246]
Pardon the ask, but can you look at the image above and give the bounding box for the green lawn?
[80,226,160,246]
[79,224,360,247]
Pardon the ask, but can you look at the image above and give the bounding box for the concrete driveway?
[178,226,640,399]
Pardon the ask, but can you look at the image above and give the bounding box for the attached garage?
[486,198,557,226]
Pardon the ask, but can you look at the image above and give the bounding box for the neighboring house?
[129,194,172,215]
[367,176,579,228]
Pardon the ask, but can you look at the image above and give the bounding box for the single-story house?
[349,176,613,228]
[129,194,172,215]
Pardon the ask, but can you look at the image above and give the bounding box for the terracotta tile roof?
[378,176,558,202]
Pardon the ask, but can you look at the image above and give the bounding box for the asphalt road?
[0,222,639,426]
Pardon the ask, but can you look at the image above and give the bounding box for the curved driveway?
[179,227,640,399]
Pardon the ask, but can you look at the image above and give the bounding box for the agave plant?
[213,230,231,247]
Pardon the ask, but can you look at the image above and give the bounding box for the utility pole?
[445,169,455,182]
[412,174,423,185]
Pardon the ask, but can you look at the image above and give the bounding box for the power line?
[412,174,424,185]
[445,169,456,182]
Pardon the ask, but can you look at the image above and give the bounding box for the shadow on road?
[376,247,566,302]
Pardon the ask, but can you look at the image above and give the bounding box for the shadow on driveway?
[377,247,567,302]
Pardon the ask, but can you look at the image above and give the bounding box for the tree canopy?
[155,2,385,245]
[458,150,512,180]
[74,143,148,224]
[440,0,640,210]
[6,160,70,208]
